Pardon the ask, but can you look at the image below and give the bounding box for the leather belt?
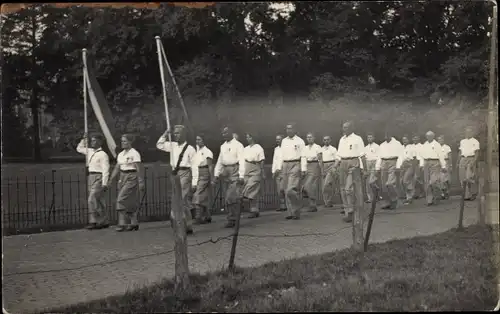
[283,159,300,163]
[88,171,102,175]
[245,160,260,164]
[120,169,137,173]
[199,165,209,169]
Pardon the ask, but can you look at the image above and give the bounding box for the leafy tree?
[1,51,31,157]
[1,5,47,160]
[1,1,493,159]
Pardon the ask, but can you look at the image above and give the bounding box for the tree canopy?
[1,2,495,160]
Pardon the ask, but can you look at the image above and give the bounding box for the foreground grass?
[52,225,498,313]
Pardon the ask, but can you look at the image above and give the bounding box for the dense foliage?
[1,2,495,160]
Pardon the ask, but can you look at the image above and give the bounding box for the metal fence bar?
[34,174,39,226]
[16,177,20,227]
[42,173,47,226]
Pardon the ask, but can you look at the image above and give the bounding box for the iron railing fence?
[2,165,296,234]
[2,164,469,235]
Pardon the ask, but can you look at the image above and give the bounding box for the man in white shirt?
[458,127,480,201]
[411,134,425,199]
[375,131,403,210]
[419,131,447,206]
[322,135,340,208]
[76,133,110,230]
[362,132,380,203]
[396,135,421,205]
[240,133,266,218]
[277,123,306,220]
[335,121,365,229]
[272,135,287,212]
[157,125,198,234]
[213,126,245,228]
[302,132,323,212]
[438,135,452,200]
[193,135,214,224]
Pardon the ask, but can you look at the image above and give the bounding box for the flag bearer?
[157,125,198,234]
[76,133,110,230]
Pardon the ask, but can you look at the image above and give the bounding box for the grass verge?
[51,224,498,312]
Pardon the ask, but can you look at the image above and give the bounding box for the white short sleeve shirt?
[117,148,141,171]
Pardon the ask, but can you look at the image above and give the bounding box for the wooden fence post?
[170,172,189,290]
[228,198,243,271]
[364,185,378,251]
[352,169,364,251]
[457,183,466,230]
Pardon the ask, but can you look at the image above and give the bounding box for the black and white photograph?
[1,1,499,312]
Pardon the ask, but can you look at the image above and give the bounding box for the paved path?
[2,197,493,313]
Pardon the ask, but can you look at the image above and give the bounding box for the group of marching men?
[76,121,480,235]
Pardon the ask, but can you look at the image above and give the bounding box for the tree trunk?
[30,90,41,161]
[30,11,41,161]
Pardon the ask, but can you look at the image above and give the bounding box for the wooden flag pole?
[82,48,89,167]
[159,41,193,137]
[155,37,174,149]
[155,35,189,291]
